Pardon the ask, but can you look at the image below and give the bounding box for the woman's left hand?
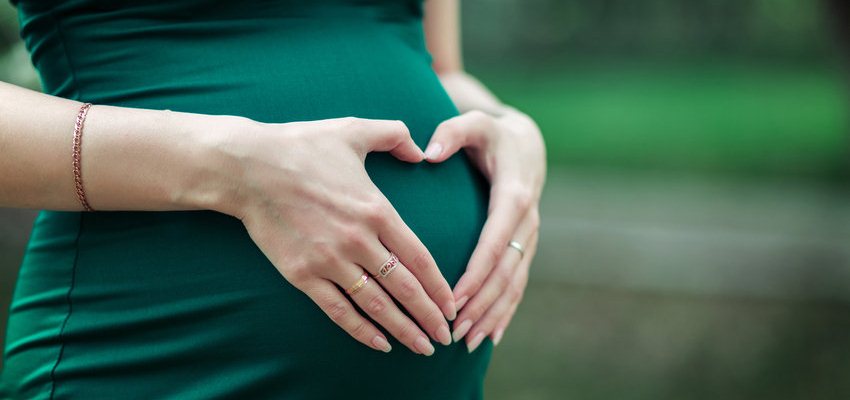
[423,106,546,352]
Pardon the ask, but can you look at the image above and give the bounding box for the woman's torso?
[1,0,493,399]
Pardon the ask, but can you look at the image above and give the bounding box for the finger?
[452,207,537,342]
[464,276,515,353]
[300,278,393,353]
[467,241,533,352]
[491,231,538,347]
[340,117,424,163]
[493,300,519,347]
[424,110,493,163]
[357,247,452,346]
[332,265,437,356]
[375,206,457,321]
[451,235,521,344]
[452,181,531,310]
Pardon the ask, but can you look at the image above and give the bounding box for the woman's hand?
[422,107,546,352]
[198,116,457,355]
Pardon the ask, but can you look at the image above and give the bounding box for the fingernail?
[452,319,472,342]
[436,325,452,346]
[424,143,442,160]
[456,296,469,311]
[444,302,457,321]
[415,336,435,356]
[467,332,485,353]
[372,336,392,353]
[493,328,504,346]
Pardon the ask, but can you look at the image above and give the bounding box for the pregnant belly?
[4,16,492,400]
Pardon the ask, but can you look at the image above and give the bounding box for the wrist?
[175,112,256,218]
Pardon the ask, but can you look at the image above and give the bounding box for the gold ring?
[345,272,369,295]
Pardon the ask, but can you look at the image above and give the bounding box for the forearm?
[437,70,513,117]
[0,81,237,212]
[423,0,506,116]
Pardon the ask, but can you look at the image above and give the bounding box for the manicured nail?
[444,301,457,321]
[372,336,392,353]
[452,319,472,342]
[456,295,469,311]
[424,143,442,160]
[415,336,435,356]
[493,328,504,346]
[436,325,452,346]
[467,332,485,353]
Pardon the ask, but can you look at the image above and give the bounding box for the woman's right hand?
[198,115,456,355]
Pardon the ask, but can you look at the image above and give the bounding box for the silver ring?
[507,240,524,259]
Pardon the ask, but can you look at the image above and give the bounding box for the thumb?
[357,118,424,163]
[424,111,490,163]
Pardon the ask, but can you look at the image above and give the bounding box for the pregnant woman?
[0,0,546,398]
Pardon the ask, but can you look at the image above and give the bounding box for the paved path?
[533,167,850,302]
[488,167,850,399]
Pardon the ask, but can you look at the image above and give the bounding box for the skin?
[0,0,545,357]
[0,83,453,356]
[425,0,547,352]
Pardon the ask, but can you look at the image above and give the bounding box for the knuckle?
[438,285,455,304]
[467,110,494,131]
[396,275,420,302]
[340,225,369,252]
[529,208,541,231]
[510,286,524,303]
[483,242,503,267]
[439,120,458,136]
[465,275,485,294]
[496,183,532,210]
[421,306,442,326]
[327,300,348,322]
[361,200,390,228]
[366,293,388,315]
[466,303,487,321]
[408,249,433,273]
[350,320,369,338]
[499,182,532,211]
[397,322,421,344]
[517,268,530,288]
[392,120,410,137]
[312,242,342,270]
[474,315,494,331]
[287,261,312,284]
[515,189,533,211]
[495,267,513,289]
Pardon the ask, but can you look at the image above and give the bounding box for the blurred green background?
[1,0,849,399]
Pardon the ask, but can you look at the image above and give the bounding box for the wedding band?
[507,240,525,259]
[376,251,399,278]
[345,272,370,295]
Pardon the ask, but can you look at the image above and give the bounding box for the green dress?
[1,0,493,398]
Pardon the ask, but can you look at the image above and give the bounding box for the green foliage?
[462,0,835,62]
[476,60,849,178]
[1,0,846,176]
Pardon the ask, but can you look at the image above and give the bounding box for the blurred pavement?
[483,166,850,399]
